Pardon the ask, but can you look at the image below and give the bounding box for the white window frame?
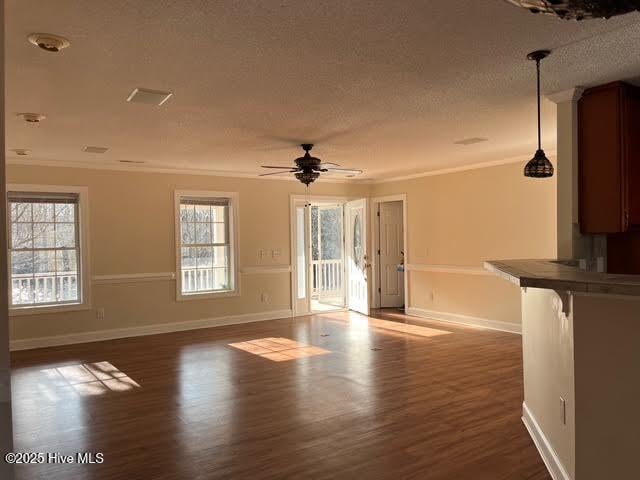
[174,190,240,301]
[7,184,91,316]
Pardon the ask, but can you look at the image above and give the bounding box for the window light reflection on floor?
[329,312,452,338]
[367,317,452,337]
[229,337,330,362]
[40,361,140,397]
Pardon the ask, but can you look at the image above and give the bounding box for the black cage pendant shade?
[524,50,554,178]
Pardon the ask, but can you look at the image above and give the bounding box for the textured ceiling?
[5,0,640,180]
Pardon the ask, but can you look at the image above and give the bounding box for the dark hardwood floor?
[10,309,550,480]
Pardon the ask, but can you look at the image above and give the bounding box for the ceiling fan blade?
[319,162,340,168]
[259,170,298,177]
[324,167,363,175]
[261,165,298,169]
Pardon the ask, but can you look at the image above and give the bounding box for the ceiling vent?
[126,87,173,106]
[82,146,109,154]
[27,33,70,52]
[454,137,488,146]
[17,113,46,123]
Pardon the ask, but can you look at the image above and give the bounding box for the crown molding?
[8,151,556,185]
[367,154,547,185]
[546,87,584,105]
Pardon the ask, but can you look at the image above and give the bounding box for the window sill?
[176,289,240,302]
[9,302,92,317]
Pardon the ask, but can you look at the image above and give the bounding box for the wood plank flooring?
[10,310,550,480]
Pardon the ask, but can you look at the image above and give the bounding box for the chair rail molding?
[92,272,176,284]
[406,264,493,276]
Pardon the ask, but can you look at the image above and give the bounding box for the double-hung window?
[7,186,89,311]
[176,191,238,298]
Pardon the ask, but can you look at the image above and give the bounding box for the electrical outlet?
[258,249,266,261]
[96,308,105,320]
[271,249,281,259]
[260,292,269,303]
[560,397,566,425]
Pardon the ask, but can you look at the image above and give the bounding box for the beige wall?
[573,294,640,480]
[371,161,557,326]
[7,158,555,342]
[7,165,367,342]
[522,289,640,480]
[522,288,575,479]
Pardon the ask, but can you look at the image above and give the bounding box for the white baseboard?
[522,402,573,480]
[405,307,521,334]
[10,309,294,351]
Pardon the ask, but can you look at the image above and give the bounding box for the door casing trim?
[370,194,408,312]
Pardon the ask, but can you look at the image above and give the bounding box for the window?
[175,191,238,298]
[7,186,89,311]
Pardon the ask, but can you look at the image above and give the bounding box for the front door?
[346,199,369,315]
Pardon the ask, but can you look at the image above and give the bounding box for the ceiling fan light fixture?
[503,0,640,20]
[259,143,362,185]
[295,171,320,186]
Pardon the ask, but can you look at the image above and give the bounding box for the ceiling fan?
[260,144,363,185]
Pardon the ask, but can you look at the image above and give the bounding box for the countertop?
[484,259,640,297]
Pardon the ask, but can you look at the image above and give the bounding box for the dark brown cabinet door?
[578,82,640,234]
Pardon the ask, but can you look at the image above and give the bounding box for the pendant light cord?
[536,58,542,151]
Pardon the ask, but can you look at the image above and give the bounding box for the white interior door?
[379,201,405,308]
[346,198,369,315]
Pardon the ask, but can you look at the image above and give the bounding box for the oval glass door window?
[353,213,363,269]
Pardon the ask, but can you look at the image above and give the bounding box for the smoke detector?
[17,113,47,123]
[82,146,109,154]
[27,33,70,53]
[10,149,31,156]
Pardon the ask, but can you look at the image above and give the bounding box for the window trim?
[7,184,92,315]
[174,190,240,301]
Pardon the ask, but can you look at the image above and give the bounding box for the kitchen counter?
[484,259,640,296]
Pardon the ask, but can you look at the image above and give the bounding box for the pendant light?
[524,50,554,178]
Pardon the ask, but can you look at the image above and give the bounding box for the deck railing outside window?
[311,259,343,297]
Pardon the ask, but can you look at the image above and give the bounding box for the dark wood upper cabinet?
[578,81,640,234]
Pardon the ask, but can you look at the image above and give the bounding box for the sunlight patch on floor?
[229,337,330,362]
[368,317,452,337]
[327,312,452,338]
[40,361,140,397]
